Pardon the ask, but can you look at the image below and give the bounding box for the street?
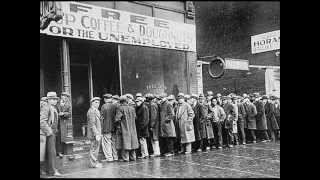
[47,141,279,178]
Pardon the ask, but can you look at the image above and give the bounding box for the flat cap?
[135,97,144,102]
[112,95,120,100]
[177,93,185,99]
[167,95,175,101]
[61,92,70,97]
[103,93,112,98]
[126,94,134,100]
[198,94,205,99]
[90,97,101,103]
[119,95,127,101]
[191,94,198,99]
[216,93,222,97]
[184,94,191,99]
[41,97,48,101]
[207,91,213,96]
[261,95,268,100]
[136,93,142,98]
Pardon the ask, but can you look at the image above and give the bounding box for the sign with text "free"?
[40,2,196,52]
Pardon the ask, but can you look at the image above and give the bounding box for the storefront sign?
[224,58,249,70]
[196,61,203,94]
[251,30,280,54]
[40,2,196,52]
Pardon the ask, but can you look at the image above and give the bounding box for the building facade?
[195,2,280,97]
[40,1,197,145]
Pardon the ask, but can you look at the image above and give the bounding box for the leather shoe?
[53,170,62,176]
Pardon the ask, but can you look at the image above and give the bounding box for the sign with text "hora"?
[251,30,280,54]
[40,2,196,52]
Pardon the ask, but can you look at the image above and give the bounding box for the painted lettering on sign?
[40,2,196,52]
[251,30,280,54]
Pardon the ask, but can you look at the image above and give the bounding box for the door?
[70,64,90,138]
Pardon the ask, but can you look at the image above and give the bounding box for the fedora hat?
[47,92,59,99]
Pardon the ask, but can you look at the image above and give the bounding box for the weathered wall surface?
[195,1,280,95]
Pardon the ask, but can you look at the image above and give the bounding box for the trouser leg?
[101,133,113,161]
[263,130,270,140]
[55,132,62,155]
[46,134,57,174]
[213,122,223,147]
[250,130,256,142]
[238,121,246,144]
[89,138,101,167]
[226,129,233,146]
[40,135,46,162]
[233,133,239,145]
[151,140,160,155]
[139,137,149,157]
[185,143,192,153]
[167,137,174,154]
[129,150,136,161]
[111,133,118,160]
[121,149,129,161]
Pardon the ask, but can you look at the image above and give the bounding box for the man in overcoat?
[115,96,139,162]
[264,96,280,142]
[208,97,226,149]
[56,92,72,157]
[236,96,247,145]
[159,95,176,156]
[254,95,270,142]
[198,94,214,151]
[223,96,237,148]
[40,97,48,175]
[176,93,195,154]
[87,97,103,168]
[274,97,280,140]
[135,97,150,159]
[190,94,203,152]
[40,92,62,176]
[145,94,161,157]
[101,93,118,162]
[244,97,258,143]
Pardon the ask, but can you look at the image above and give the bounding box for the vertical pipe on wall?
[61,39,71,95]
[88,56,93,99]
[118,45,123,95]
[61,38,73,141]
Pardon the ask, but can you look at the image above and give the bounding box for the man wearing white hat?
[87,97,103,168]
[40,92,61,176]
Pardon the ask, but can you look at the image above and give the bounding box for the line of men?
[87,91,280,168]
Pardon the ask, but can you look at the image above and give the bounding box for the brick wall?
[195,2,280,95]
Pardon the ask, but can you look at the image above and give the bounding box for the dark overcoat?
[254,101,268,130]
[115,104,139,150]
[145,101,160,140]
[245,103,257,130]
[58,102,72,142]
[101,102,117,134]
[264,102,279,131]
[160,100,176,137]
[274,104,280,129]
[192,103,202,141]
[197,103,214,139]
[237,102,247,127]
[135,103,150,138]
[223,103,237,130]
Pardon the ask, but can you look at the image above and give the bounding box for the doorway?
[69,39,120,138]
